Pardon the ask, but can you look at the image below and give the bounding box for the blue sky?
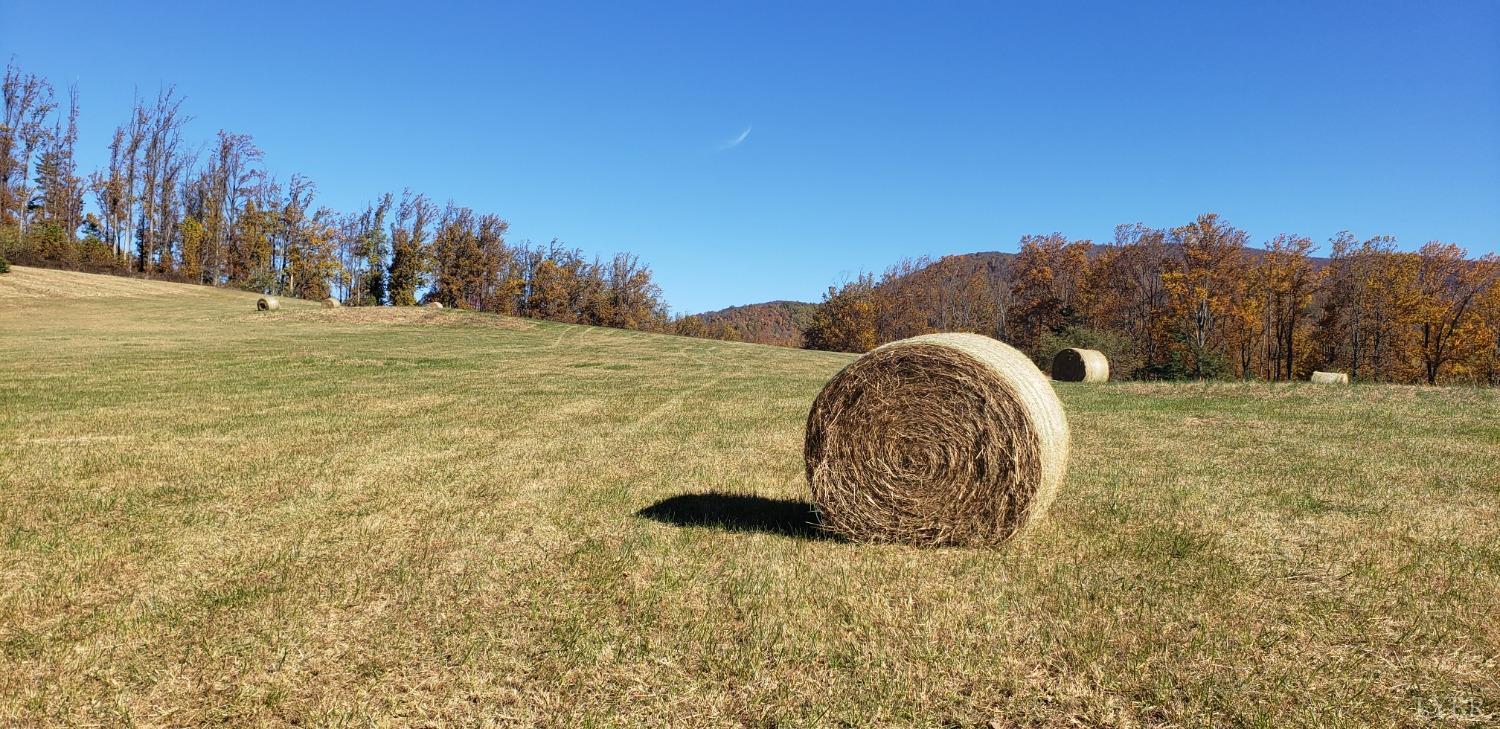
[4,1,1497,313]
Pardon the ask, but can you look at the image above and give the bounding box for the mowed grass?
[1,266,1497,726]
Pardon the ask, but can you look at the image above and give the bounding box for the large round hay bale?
[1310,371,1349,385]
[426,301,444,309]
[1051,348,1109,383]
[805,333,1071,547]
[322,297,340,309]
[257,296,279,311]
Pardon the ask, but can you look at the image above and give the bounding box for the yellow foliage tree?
[1412,243,1499,384]
[1162,214,1250,378]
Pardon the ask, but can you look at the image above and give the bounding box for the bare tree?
[127,88,190,273]
[1,62,56,241]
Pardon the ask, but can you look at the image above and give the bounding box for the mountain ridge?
[689,246,1333,348]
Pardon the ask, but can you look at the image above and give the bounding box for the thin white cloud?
[718,125,752,151]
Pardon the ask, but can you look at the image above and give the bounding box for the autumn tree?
[335,193,393,305]
[522,241,585,322]
[0,62,55,241]
[476,214,522,312]
[803,273,879,353]
[869,255,1009,344]
[31,84,84,238]
[229,197,274,288]
[1161,214,1250,378]
[1476,280,1500,385]
[1315,233,1396,379]
[1084,224,1174,376]
[597,253,667,330]
[178,214,206,281]
[1412,243,1498,384]
[673,314,709,338]
[1007,234,1091,350]
[1253,234,1318,380]
[430,203,494,309]
[114,88,193,274]
[273,177,339,300]
[871,256,932,341]
[927,256,1004,336]
[387,191,434,306]
[194,132,262,284]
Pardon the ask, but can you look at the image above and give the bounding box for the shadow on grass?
[636,492,839,541]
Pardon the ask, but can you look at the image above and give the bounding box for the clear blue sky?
[4,1,1497,313]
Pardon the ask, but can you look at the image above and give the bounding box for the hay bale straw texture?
[426,302,444,309]
[805,333,1071,547]
[1051,348,1109,383]
[322,297,340,309]
[256,297,279,311]
[1310,371,1350,385]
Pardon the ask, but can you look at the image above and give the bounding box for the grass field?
[2,266,1498,726]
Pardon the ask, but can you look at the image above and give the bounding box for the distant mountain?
[693,300,819,347]
[690,252,1015,347]
[690,246,1331,348]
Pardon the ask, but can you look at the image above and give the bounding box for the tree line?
[0,62,670,330]
[771,215,1498,385]
[6,62,1497,385]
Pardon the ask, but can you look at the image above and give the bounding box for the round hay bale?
[257,296,279,311]
[426,301,444,309]
[1051,348,1109,383]
[805,332,1071,547]
[1310,371,1349,385]
[322,297,340,309]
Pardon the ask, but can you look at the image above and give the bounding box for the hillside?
[2,266,1497,725]
[692,299,820,347]
[0,264,269,303]
[694,245,1336,350]
[691,251,1014,347]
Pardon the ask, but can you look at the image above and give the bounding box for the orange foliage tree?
[1007,234,1091,350]
[1411,243,1499,384]
[1161,214,1250,378]
[1253,234,1319,380]
[802,274,879,353]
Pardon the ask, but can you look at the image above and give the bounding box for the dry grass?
[2,266,1498,726]
[0,266,247,302]
[279,306,536,330]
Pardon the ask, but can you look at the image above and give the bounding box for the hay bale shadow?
[636,493,838,541]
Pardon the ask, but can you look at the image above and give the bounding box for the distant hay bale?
[1310,371,1349,385]
[1051,348,1109,383]
[257,297,279,311]
[322,297,340,309]
[426,302,444,309]
[805,333,1070,547]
